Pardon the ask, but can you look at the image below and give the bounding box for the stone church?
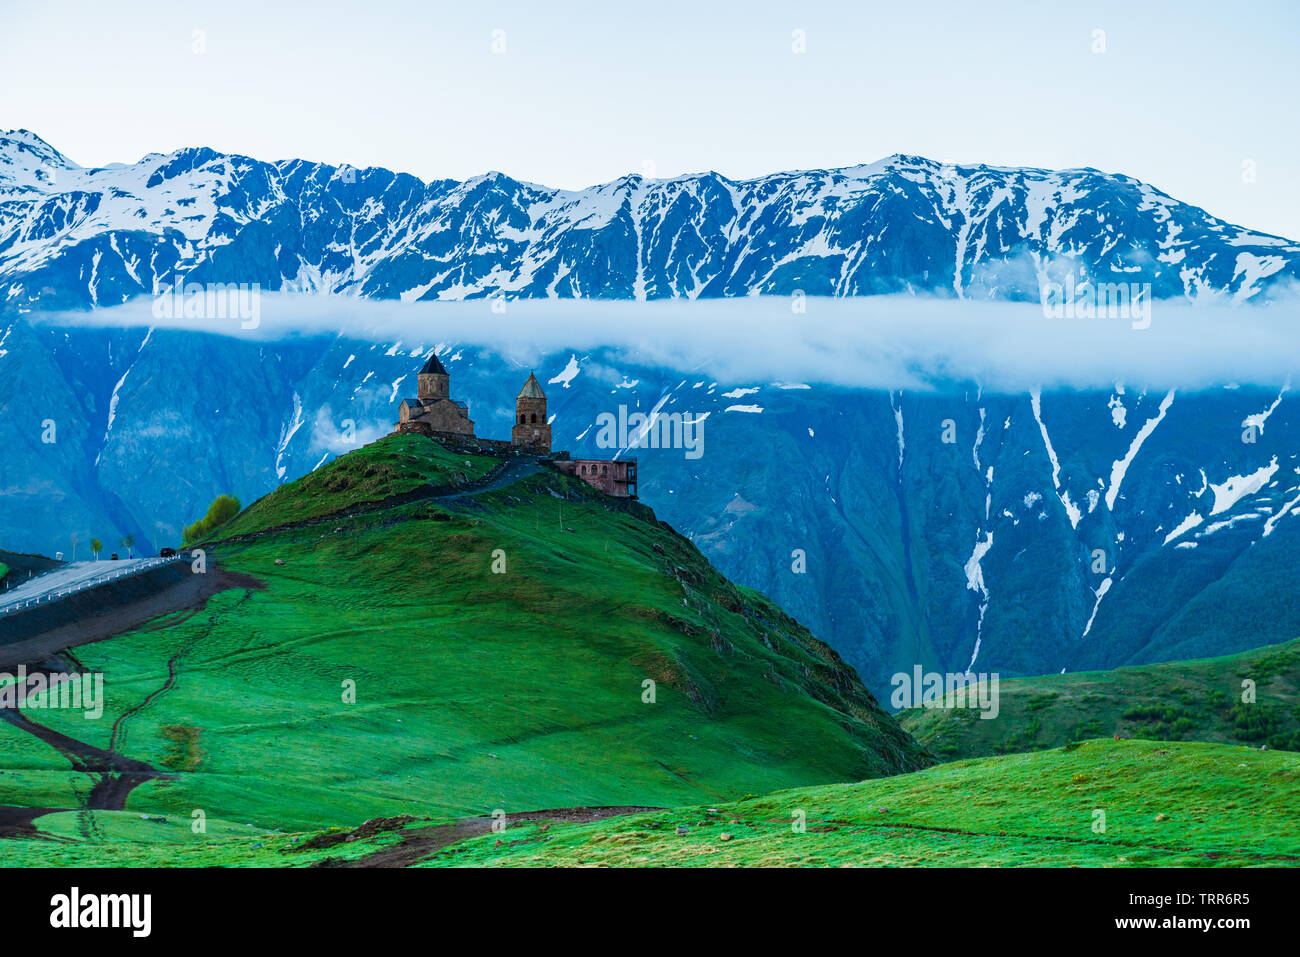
[393,353,635,497]
[396,353,475,437]
[395,354,551,455]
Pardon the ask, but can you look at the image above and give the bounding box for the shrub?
[183,494,243,545]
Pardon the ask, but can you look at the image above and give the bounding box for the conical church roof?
[419,352,448,375]
[518,372,546,400]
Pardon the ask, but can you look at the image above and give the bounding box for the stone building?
[554,458,638,498]
[511,372,551,453]
[396,353,475,436]
[392,354,635,498]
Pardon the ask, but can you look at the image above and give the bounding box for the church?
[393,355,634,498]
[395,353,475,438]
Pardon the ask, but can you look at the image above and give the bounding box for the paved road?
[0,557,177,615]
[1,458,541,616]
[440,456,542,500]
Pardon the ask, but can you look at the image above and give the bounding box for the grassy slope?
[0,435,925,864]
[4,740,1293,867]
[216,433,499,538]
[413,739,1300,867]
[899,639,1300,760]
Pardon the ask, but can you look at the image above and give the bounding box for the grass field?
[0,435,925,865]
[899,639,1300,760]
[215,433,499,538]
[5,739,1292,867]
[413,739,1300,867]
[6,434,1295,868]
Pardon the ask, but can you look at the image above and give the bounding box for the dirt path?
[0,704,171,838]
[0,566,261,838]
[313,806,661,868]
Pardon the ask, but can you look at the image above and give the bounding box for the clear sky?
[4,0,1297,238]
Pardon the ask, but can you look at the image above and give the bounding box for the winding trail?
[309,806,662,868]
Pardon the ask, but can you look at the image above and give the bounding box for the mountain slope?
[0,435,927,864]
[2,129,1297,311]
[390,740,1300,867]
[899,638,1300,759]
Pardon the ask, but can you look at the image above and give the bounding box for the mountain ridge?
[3,128,1297,312]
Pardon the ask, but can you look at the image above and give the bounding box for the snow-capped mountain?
[2,128,1297,311]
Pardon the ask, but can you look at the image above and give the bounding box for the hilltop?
[899,638,1300,760]
[0,433,926,864]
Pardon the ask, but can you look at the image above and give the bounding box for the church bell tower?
[511,372,551,453]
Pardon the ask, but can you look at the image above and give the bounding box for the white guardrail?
[0,555,186,618]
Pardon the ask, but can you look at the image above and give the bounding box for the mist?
[26,292,1300,393]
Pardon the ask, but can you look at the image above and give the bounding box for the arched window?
[519,414,525,423]
[531,413,537,423]
[602,465,608,474]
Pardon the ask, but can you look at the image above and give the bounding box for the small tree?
[183,494,242,546]
[91,537,103,560]
[122,534,136,558]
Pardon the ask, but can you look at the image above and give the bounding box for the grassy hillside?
[410,739,1300,867]
[216,433,499,538]
[5,739,1292,867]
[0,434,926,865]
[899,639,1300,760]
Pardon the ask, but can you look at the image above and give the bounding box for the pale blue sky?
[4,0,1297,237]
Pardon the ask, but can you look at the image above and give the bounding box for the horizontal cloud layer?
[26,292,1300,393]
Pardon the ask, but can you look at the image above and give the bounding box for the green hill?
[0,434,927,866]
[898,639,1300,760]
[142,738,1285,868]
[213,432,501,538]
[407,739,1300,867]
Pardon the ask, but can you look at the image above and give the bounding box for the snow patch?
[1209,457,1279,516]
[1105,389,1175,511]
[548,355,581,389]
[1163,511,1204,545]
